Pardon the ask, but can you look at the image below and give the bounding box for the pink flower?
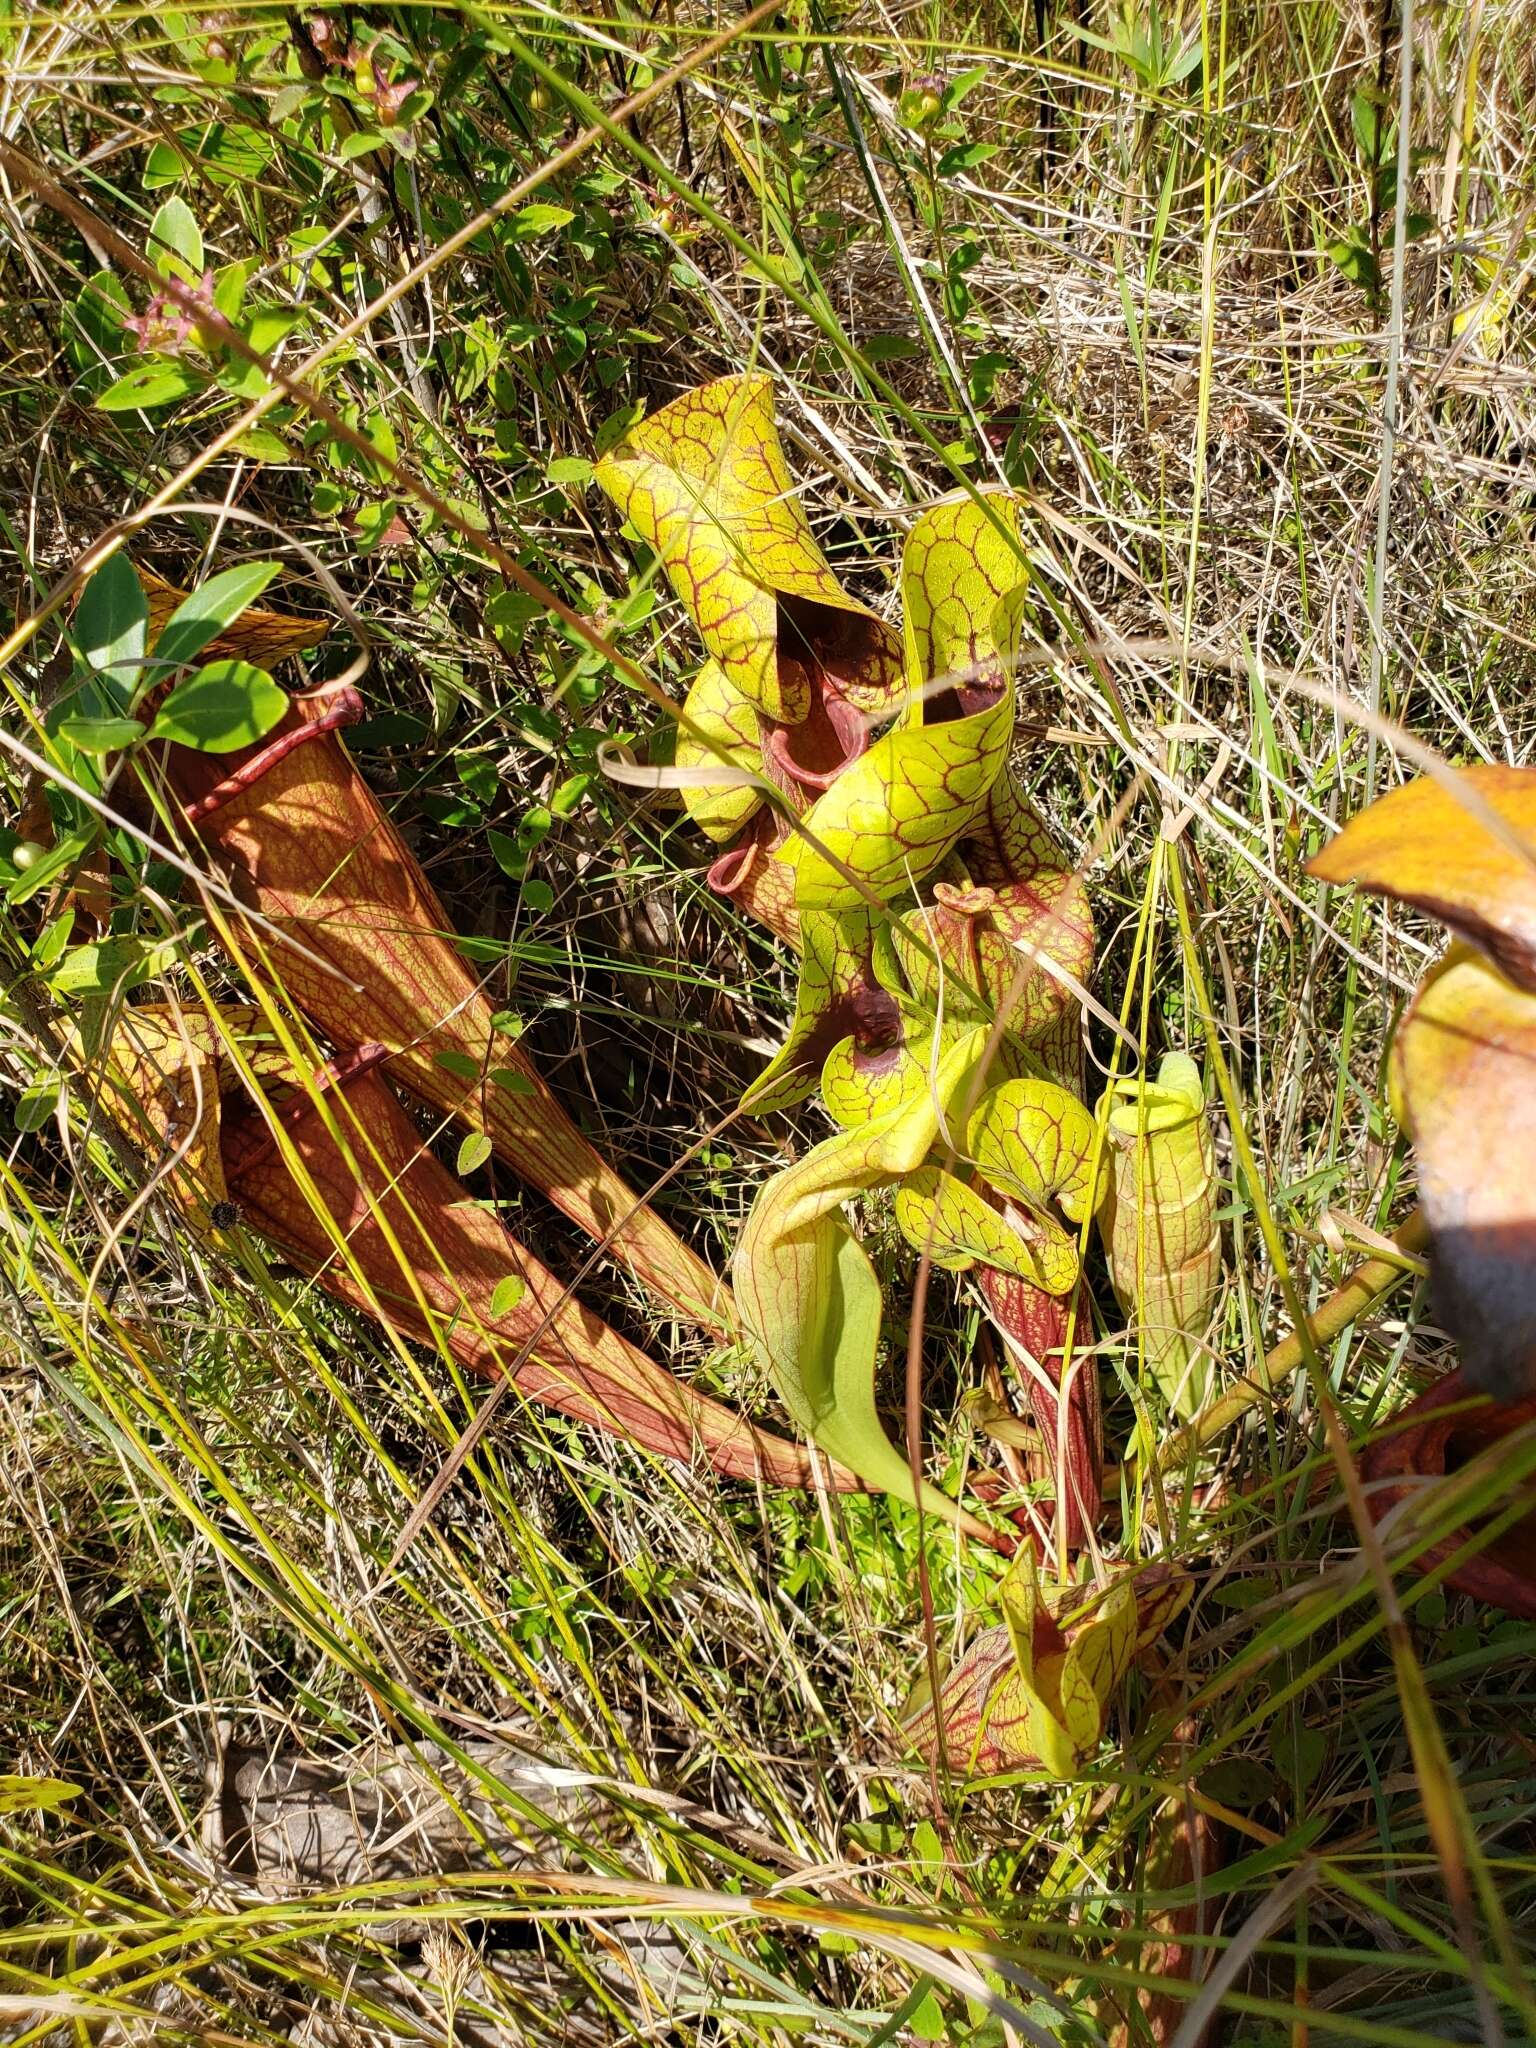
[123,271,217,355]
[369,70,419,125]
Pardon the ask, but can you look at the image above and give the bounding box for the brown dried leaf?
[1391,945,1536,1398]
[1308,765,1536,993]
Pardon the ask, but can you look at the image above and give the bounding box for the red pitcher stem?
[182,682,366,824]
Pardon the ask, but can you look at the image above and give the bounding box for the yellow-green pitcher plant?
[597,373,1105,1546]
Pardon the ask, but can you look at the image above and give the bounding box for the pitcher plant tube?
[144,680,732,1335]
[1312,764,1536,1613]
[1357,1367,1536,1620]
[901,1554,1192,1779]
[1310,765,1536,1403]
[1096,1053,1221,1423]
[92,1005,854,1490]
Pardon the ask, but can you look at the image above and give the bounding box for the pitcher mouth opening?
[777,593,903,714]
[707,839,764,899]
[922,667,1007,727]
[763,680,867,798]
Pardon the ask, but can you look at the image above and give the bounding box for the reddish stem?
[182,682,365,823]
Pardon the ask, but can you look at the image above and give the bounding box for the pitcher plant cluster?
[594,374,1220,1769]
[33,371,1532,1824]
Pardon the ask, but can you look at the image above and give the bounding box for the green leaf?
[186,120,274,188]
[96,361,202,412]
[0,1774,81,1814]
[244,306,304,352]
[907,1989,948,2044]
[1327,231,1378,291]
[76,555,148,697]
[231,428,294,464]
[863,333,923,363]
[1167,37,1204,85]
[490,1067,535,1097]
[339,130,385,160]
[1351,85,1392,166]
[148,658,287,752]
[594,397,646,457]
[486,589,545,652]
[14,1083,60,1133]
[218,308,305,396]
[910,1819,944,1869]
[843,1817,904,1854]
[457,1131,493,1175]
[434,1048,482,1082]
[30,910,75,972]
[212,263,250,324]
[489,1275,527,1319]
[1270,1721,1328,1795]
[56,715,146,754]
[736,1027,992,1532]
[49,937,165,997]
[1199,1757,1279,1809]
[142,140,185,189]
[509,203,574,238]
[546,454,593,486]
[67,271,129,383]
[487,828,526,879]
[150,560,280,672]
[148,195,203,280]
[936,141,998,177]
[550,772,592,818]
[269,81,311,124]
[942,64,989,110]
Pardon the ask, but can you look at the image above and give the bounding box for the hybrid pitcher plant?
[596,374,1111,1548]
[597,376,1221,1785]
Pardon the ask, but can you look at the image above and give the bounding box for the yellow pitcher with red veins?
[597,375,1102,1548]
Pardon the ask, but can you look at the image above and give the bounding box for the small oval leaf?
[149,658,286,752]
[457,1131,492,1176]
[96,361,202,412]
[148,194,203,279]
[56,715,146,754]
[489,1274,527,1319]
